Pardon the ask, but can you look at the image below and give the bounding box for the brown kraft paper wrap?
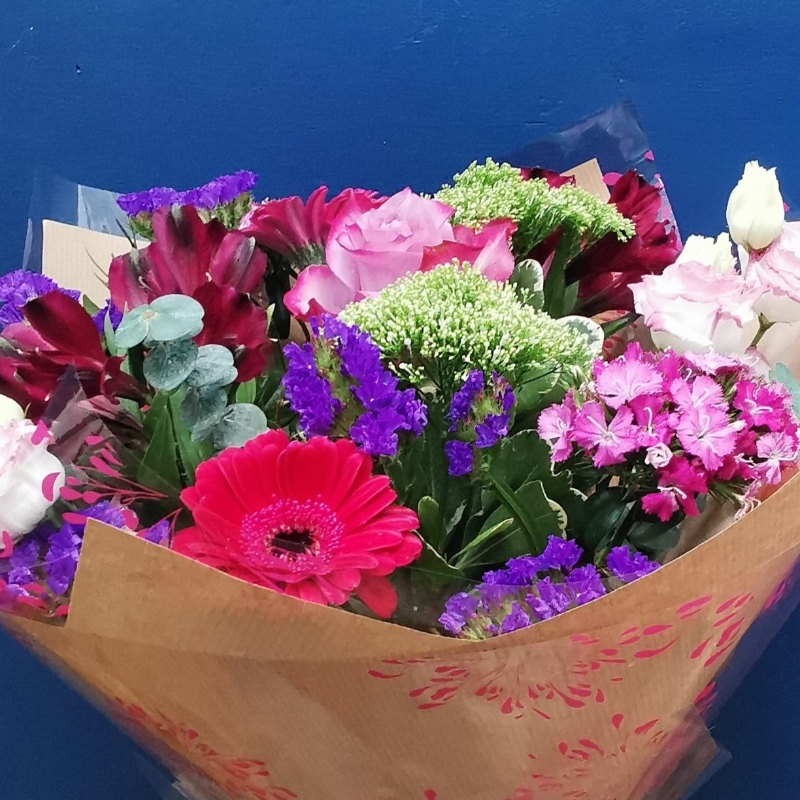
[4,470,800,800]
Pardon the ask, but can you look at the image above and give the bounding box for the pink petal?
[284,266,356,319]
[355,574,398,618]
[41,472,62,502]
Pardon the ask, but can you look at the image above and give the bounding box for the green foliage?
[115,294,204,349]
[143,340,199,392]
[434,158,635,255]
[340,263,596,397]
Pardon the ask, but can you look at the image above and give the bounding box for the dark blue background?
[2,1,800,797]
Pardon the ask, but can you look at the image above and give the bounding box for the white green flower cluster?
[434,159,635,254]
[339,263,596,395]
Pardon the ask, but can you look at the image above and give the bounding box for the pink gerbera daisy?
[172,429,421,618]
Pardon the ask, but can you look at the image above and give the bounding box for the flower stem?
[751,313,774,348]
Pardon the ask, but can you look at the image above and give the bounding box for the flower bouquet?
[2,148,800,800]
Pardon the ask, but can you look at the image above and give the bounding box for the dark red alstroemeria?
[109,205,266,309]
[565,171,681,316]
[238,186,384,262]
[108,205,271,382]
[193,283,273,382]
[0,292,143,419]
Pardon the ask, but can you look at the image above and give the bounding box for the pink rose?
[284,190,515,319]
[746,222,800,322]
[631,260,763,354]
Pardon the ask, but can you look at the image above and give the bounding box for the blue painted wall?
[2,1,800,797]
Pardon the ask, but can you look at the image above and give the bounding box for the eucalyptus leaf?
[558,315,604,356]
[187,345,238,388]
[770,362,800,419]
[514,365,561,415]
[180,385,228,437]
[143,339,199,392]
[211,403,268,449]
[147,294,205,341]
[509,259,545,309]
[114,305,151,349]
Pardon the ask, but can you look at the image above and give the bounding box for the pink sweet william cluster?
[538,344,800,522]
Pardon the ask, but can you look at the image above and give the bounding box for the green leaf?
[488,430,554,489]
[601,312,638,340]
[115,305,151,349]
[168,391,214,484]
[410,540,465,587]
[82,295,101,315]
[143,339,199,392]
[138,395,182,496]
[235,379,257,405]
[416,496,443,547]
[180,386,228,438]
[626,519,681,559]
[514,365,561,415]
[770,363,800,419]
[453,514,516,570]
[211,403,268,449]
[558,315,604,357]
[487,476,558,554]
[103,307,118,355]
[509,259,545,309]
[187,345,238,388]
[147,294,205,341]
[579,487,631,556]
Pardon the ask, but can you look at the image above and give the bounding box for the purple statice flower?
[529,578,572,619]
[44,523,82,596]
[6,539,41,586]
[504,555,542,586]
[92,302,124,334]
[117,171,259,216]
[606,546,660,583]
[439,591,480,635]
[283,341,342,436]
[499,602,533,634]
[536,535,582,572]
[0,270,80,328]
[474,413,511,449]
[564,564,607,605]
[140,519,171,546]
[283,315,427,457]
[445,440,474,477]
[448,370,485,429]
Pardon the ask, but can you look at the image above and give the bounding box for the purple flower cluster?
[117,170,259,217]
[0,270,80,329]
[439,536,659,639]
[445,370,516,476]
[0,502,127,598]
[283,315,427,457]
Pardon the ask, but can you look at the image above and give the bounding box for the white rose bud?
[0,396,25,424]
[726,161,785,252]
[676,233,736,273]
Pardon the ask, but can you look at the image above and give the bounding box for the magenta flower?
[537,401,575,462]
[733,380,793,432]
[594,357,662,410]
[572,402,639,467]
[629,395,672,447]
[669,375,726,412]
[642,456,709,521]
[674,406,741,471]
[756,431,800,484]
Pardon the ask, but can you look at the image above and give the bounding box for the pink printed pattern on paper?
[368,589,763,719]
[505,714,675,800]
[113,699,297,800]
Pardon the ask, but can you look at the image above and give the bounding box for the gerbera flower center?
[239,498,343,573]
